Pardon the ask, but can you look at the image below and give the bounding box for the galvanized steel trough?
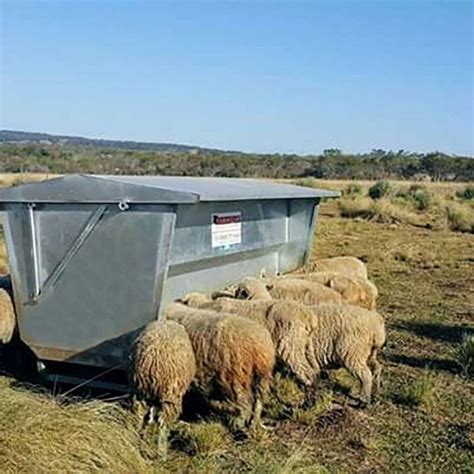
[0,175,339,370]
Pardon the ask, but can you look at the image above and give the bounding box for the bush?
[339,197,374,219]
[411,187,432,211]
[394,185,432,210]
[456,185,474,201]
[340,197,420,225]
[454,332,474,378]
[344,182,364,196]
[446,203,474,233]
[368,180,392,200]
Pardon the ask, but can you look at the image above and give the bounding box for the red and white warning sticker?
[211,212,242,248]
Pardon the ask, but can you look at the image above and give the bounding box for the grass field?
[0,176,473,472]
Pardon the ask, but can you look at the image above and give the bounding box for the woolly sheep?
[182,290,384,405]
[128,319,196,456]
[163,302,275,434]
[302,256,368,280]
[231,281,384,406]
[180,293,318,406]
[234,277,343,306]
[0,288,15,344]
[307,303,385,406]
[282,271,378,310]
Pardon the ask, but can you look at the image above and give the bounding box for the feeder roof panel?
[0,174,340,204]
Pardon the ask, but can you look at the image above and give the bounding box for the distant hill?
[0,130,230,154]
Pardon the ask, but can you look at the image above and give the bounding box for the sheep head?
[235,277,273,300]
[177,293,210,308]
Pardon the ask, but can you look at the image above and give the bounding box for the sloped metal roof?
[0,174,340,204]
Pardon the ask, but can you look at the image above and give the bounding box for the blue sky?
[1,1,472,155]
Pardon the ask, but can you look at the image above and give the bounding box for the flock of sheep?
[129,256,386,455]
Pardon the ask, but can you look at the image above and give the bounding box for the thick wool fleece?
[235,277,342,306]
[284,271,378,310]
[303,256,368,280]
[163,303,275,431]
[181,294,317,389]
[0,288,15,344]
[128,319,196,421]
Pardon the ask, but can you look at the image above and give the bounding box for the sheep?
[232,280,385,406]
[0,288,16,344]
[302,256,368,280]
[163,302,275,434]
[128,319,196,456]
[179,293,318,407]
[280,271,378,310]
[233,276,343,306]
[306,303,385,406]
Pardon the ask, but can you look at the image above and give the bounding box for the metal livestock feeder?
[0,175,339,375]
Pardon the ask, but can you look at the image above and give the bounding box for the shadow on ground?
[393,320,472,344]
[387,352,460,374]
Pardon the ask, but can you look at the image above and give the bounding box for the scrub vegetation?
[0,136,473,181]
[0,176,473,473]
[294,178,474,234]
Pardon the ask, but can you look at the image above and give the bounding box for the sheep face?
[235,278,272,300]
[179,292,210,307]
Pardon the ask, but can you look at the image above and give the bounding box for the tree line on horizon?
[0,143,472,181]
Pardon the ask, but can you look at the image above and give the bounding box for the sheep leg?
[302,380,319,410]
[156,416,169,458]
[208,398,250,434]
[347,363,373,407]
[368,351,382,397]
[146,405,156,425]
[130,395,151,430]
[300,366,322,410]
[231,388,254,436]
[250,376,272,431]
[155,402,179,458]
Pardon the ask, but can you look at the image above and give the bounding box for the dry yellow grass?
[0,378,152,473]
[0,173,58,188]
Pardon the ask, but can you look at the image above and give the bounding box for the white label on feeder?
[212,212,242,248]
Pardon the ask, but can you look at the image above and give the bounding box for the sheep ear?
[328,279,335,289]
[212,290,234,299]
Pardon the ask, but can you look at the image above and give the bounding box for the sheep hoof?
[358,399,371,409]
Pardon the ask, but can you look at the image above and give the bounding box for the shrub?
[400,369,436,409]
[456,185,474,201]
[454,332,474,378]
[368,180,392,200]
[344,182,364,196]
[411,188,432,211]
[445,203,474,233]
[340,197,420,225]
[339,197,374,219]
[371,199,420,225]
[293,178,317,189]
